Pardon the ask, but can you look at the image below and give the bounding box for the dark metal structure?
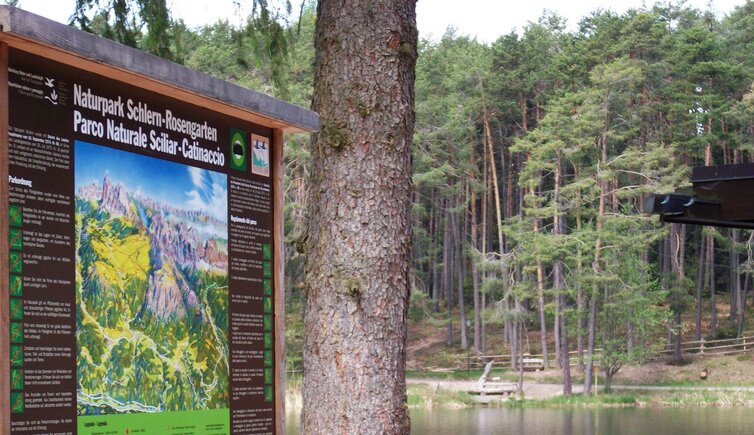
[648,163,754,229]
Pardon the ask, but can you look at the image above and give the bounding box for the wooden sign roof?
[649,163,754,229]
[0,5,319,134]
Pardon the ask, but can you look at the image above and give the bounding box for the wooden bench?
[467,362,517,396]
[522,358,545,371]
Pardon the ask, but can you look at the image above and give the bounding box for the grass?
[407,383,478,408]
[505,390,754,408]
[506,393,638,408]
[286,376,479,410]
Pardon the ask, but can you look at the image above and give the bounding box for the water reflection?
[286,407,754,434]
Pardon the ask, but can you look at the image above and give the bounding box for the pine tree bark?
[470,144,481,354]
[303,1,417,432]
[481,145,489,355]
[431,195,442,312]
[443,206,453,346]
[670,223,685,364]
[428,189,437,305]
[709,232,717,337]
[575,171,584,371]
[738,273,750,338]
[730,229,740,323]
[531,182,550,369]
[536,256,549,369]
[703,146,716,337]
[554,158,571,394]
[453,205,468,349]
[695,231,706,342]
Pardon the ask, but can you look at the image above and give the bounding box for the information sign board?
[0,6,318,435]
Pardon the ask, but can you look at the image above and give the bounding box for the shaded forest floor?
[407,295,754,386]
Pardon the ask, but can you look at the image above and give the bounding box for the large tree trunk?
[303,1,417,432]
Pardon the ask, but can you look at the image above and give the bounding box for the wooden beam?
[272,127,286,434]
[0,6,319,134]
[0,41,10,435]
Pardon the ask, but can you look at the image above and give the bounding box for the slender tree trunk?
[584,293,597,395]
[443,205,453,346]
[554,158,571,393]
[303,1,417,432]
[704,147,717,338]
[670,223,684,364]
[738,273,750,338]
[516,301,525,396]
[530,180,549,370]
[481,146,489,355]
[432,200,441,311]
[481,83,509,361]
[695,231,706,341]
[453,205,468,349]
[536,257,549,369]
[555,307,562,368]
[731,229,740,323]
[575,176,584,370]
[586,116,609,396]
[481,82,504,256]
[471,149,481,354]
[709,232,717,337]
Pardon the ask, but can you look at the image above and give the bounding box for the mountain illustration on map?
[75,155,229,416]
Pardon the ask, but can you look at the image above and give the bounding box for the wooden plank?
[272,128,286,434]
[3,34,297,133]
[0,41,10,435]
[0,6,319,134]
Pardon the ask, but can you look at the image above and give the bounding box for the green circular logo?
[231,131,246,169]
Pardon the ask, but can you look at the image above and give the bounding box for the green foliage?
[409,290,431,322]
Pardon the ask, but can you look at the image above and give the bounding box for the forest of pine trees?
[408,2,754,393]
[69,0,754,394]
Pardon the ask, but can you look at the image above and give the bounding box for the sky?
[11,0,750,44]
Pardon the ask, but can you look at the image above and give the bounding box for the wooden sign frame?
[0,6,317,435]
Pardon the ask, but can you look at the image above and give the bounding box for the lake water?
[286,407,754,434]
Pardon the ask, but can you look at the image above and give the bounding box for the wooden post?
[0,41,9,435]
[273,127,286,435]
[594,365,599,396]
[700,337,705,355]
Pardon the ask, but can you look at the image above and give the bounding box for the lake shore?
[285,378,754,412]
[404,378,754,408]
